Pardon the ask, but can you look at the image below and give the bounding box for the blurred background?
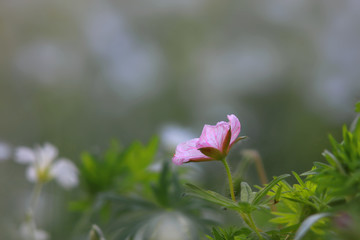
[1,0,360,239]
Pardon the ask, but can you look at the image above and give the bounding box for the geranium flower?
[172,114,243,165]
[15,143,78,189]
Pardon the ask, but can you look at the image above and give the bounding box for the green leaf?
[274,185,282,204]
[78,137,159,199]
[69,199,92,212]
[185,183,239,209]
[206,227,252,240]
[240,182,255,203]
[321,150,345,174]
[294,213,332,240]
[123,136,159,175]
[281,197,318,211]
[356,102,360,113]
[350,115,360,143]
[185,183,257,214]
[151,161,172,207]
[292,172,305,188]
[252,174,290,205]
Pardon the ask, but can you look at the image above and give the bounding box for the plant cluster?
[5,103,360,240]
[183,103,360,240]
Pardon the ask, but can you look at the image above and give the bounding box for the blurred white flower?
[134,212,199,240]
[0,141,11,161]
[160,124,195,152]
[15,143,78,189]
[13,40,84,85]
[19,222,49,240]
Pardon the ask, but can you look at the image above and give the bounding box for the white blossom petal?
[0,142,11,161]
[51,159,78,189]
[35,229,49,240]
[160,124,195,152]
[26,166,37,183]
[20,222,49,240]
[37,143,58,168]
[15,147,36,164]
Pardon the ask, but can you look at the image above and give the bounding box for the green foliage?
[252,174,290,206]
[79,137,159,197]
[269,172,330,227]
[206,227,252,240]
[101,162,214,239]
[294,213,332,240]
[70,103,360,240]
[355,102,360,113]
[304,118,360,199]
[265,172,332,239]
[71,137,215,239]
[184,109,360,239]
[186,174,290,216]
[186,175,290,239]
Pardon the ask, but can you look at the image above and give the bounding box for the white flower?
[15,143,78,189]
[134,212,198,240]
[0,141,11,161]
[160,124,195,152]
[19,222,49,240]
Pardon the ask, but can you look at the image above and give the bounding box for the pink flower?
[172,114,243,165]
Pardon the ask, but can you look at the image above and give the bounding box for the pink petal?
[227,114,241,146]
[172,138,211,165]
[196,122,230,151]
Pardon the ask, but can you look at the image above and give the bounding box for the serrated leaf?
[240,182,255,203]
[207,227,252,240]
[252,174,290,205]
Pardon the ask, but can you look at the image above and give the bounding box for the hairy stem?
[247,213,263,239]
[221,158,236,202]
[238,213,263,239]
[221,158,263,238]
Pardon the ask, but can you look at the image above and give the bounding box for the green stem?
[238,213,263,239]
[221,158,236,202]
[27,182,43,240]
[30,182,43,211]
[247,213,263,239]
[221,158,263,239]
